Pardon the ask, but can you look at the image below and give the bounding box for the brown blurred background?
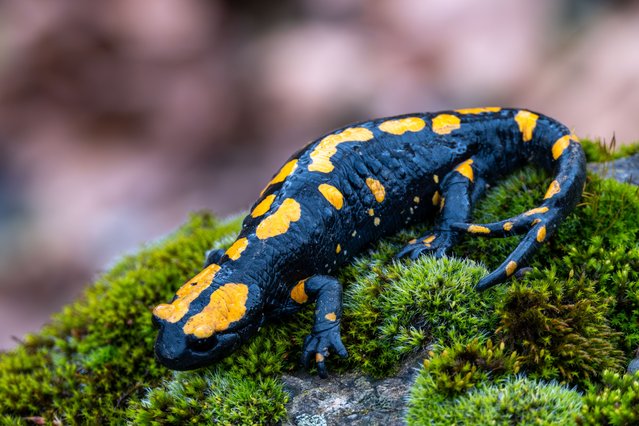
[1,0,638,350]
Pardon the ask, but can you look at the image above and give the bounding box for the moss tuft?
[340,255,503,377]
[407,375,582,426]
[577,370,639,425]
[495,274,626,386]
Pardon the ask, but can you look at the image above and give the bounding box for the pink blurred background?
[1,0,638,350]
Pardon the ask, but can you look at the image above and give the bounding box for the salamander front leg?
[397,159,486,260]
[299,275,348,378]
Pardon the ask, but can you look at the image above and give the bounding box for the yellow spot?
[414,196,420,204]
[153,263,221,323]
[316,353,325,363]
[408,238,417,244]
[432,114,461,135]
[336,244,341,254]
[325,312,337,322]
[366,178,386,202]
[225,238,248,261]
[544,180,561,200]
[552,135,571,160]
[468,225,491,234]
[251,194,276,218]
[455,159,474,182]
[308,127,374,173]
[532,218,541,225]
[368,208,375,216]
[434,175,439,184]
[318,183,344,210]
[423,235,436,244]
[183,283,249,338]
[524,207,549,216]
[378,117,426,135]
[503,222,513,232]
[536,225,547,243]
[455,107,502,114]
[261,159,297,196]
[505,261,517,276]
[432,191,441,206]
[256,198,301,240]
[352,230,357,237]
[291,280,308,304]
[514,110,539,142]
[374,217,381,226]
[440,197,446,212]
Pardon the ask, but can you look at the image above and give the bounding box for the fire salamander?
[153,107,586,377]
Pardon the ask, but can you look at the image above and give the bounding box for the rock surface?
[588,154,639,186]
[283,351,426,426]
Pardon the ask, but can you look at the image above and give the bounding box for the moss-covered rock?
[0,139,638,424]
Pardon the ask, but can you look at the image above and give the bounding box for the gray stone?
[628,358,639,375]
[283,351,427,426]
[588,154,639,186]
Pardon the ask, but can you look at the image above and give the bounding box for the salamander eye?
[187,334,218,353]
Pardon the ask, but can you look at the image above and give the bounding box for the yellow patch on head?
[318,183,344,210]
[433,175,439,184]
[366,178,386,202]
[503,222,513,232]
[468,225,491,234]
[308,127,374,173]
[432,114,461,135]
[455,159,474,182]
[251,194,276,218]
[261,159,297,196]
[536,225,547,243]
[551,135,571,160]
[368,208,375,216]
[544,180,561,199]
[524,207,549,216]
[505,261,517,277]
[378,117,426,135]
[374,217,381,226]
[256,198,301,240]
[225,238,248,261]
[153,263,221,323]
[325,312,337,322]
[432,191,441,206]
[514,110,539,142]
[183,283,249,339]
[336,244,341,254]
[291,280,308,304]
[455,107,502,114]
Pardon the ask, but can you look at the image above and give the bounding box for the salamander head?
[152,263,264,370]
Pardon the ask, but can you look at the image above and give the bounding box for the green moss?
[495,275,625,386]
[0,213,244,424]
[340,254,503,377]
[1,144,639,423]
[581,138,639,162]
[577,370,639,425]
[407,374,582,426]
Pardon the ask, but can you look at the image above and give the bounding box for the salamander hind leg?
[397,159,486,261]
[298,275,348,378]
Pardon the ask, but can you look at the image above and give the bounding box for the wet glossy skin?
[153,107,587,375]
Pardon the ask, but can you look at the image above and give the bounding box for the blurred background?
[1,0,638,350]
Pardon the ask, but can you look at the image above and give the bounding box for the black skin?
[153,108,586,377]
